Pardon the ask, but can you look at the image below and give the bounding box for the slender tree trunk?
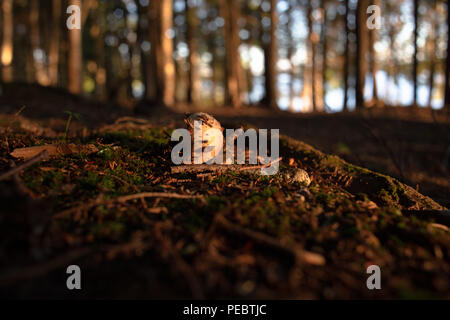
[343,0,350,111]
[445,0,450,111]
[68,0,83,94]
[49,0,62,87]
[263,0,278,109]
[222,0,242,108]
[146,0,175,107]
[412,0,419,107]
[321,0,328,110]
[355,0,369,109]
[427,0,438,108]
[301,2,313,112]
[147,0,159,102]
[369,18,379,106]
[185,0,200,104]
[1,0,13,82]
[287,2,295,112]
[160,0,175,107]
[308,2,317,111]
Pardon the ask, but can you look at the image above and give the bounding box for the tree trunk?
[222,0,242,108]
[185,0,200,104]
[321,0,328,110]
[67,0,83,94]
[427,0,438,108]
[343,0,350,111]
[412,0,419,107]
[49,0,62,87]
[369,29,378,102]
[444,1,450,110]
[159,0,175,107]
[308,2,317,111]
[287,1,295,112]
[1,0,13,82]
[148,0,175,107]
[263,0,278,109]
[355,0,369,109]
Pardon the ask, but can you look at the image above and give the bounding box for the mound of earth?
[0,116,448,299]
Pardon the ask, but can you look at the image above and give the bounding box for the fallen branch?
[10,143,98,161]
[54,192,203,219]
[171,157,282,175]
[0,150,49,181]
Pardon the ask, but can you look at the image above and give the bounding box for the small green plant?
[63,110,81,141]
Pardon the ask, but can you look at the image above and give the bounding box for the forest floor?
[0,83,449,299]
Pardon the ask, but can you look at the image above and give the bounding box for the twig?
[8,160,35,197]
[0,150,49,181]
[54,192,203,219]
[214,215,325,266]
[152,222,205,299]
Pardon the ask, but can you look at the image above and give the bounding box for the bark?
[67,0,83,94]
[263,0,278,109]
[49,0,62,87]
[355,0,369,109]
[412,0,419,107]
[1,0,13,82]
[222,0,242,108]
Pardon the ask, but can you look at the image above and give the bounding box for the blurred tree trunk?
[67,0,83,94]
[263,0,278,109]
[185,0,200,104]
[222,0,242,108]
[287,1,295,112]
[412,0,419,107]
[355,0,369,109]
[147,0,160,102]
[300,2,313,112]
[343,0,350,111]
[368,0,379,107]
[1,0,13,82]
[369,28,378,104]
[29,0,40,83]
[308,2,317,111]
[427,0,437,108]
[147,0,175,107]
[320,0,328,110]
[93,1,106,100]
[445,0,450,110]
[49,0,62,87]
[160,0,175,107]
